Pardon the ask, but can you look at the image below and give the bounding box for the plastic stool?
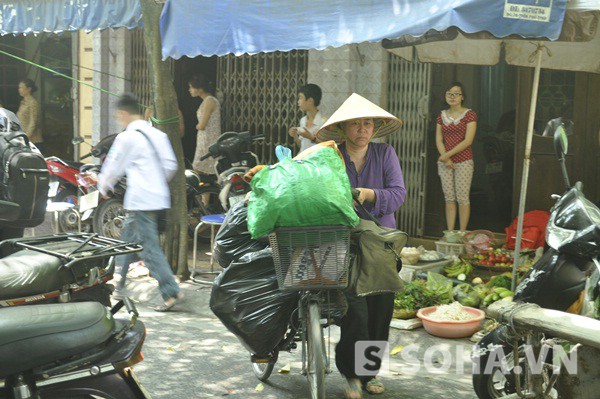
[191,213,225,284]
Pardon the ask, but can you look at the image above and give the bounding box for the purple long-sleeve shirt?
[340,142,406,229]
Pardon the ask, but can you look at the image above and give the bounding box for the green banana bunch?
[444,259,473,280]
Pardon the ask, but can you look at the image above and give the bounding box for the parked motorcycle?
[0,199,149,398]
[45,155,85,232]
[0,200,142,308]
[186,131,262,236]
[0,299,150,398]
[71,134,128,239]
[471,119,600,398]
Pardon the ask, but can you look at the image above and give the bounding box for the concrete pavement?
[116,246,479,399]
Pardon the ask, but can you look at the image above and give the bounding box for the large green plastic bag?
[247,147,359,238]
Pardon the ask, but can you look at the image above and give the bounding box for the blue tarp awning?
[0,0,142,35]
[160,0,568,59]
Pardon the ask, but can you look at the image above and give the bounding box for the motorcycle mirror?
[0,200,20,222]
[72,136,85,145]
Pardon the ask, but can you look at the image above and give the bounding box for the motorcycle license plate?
[48,181,59,198]
[79,191,99,213]
[228,194,245,207]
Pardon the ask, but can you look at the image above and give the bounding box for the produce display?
[471,248,514,267]
[392,244,536,320]
[444,258,473,281]
[400,246,445,265]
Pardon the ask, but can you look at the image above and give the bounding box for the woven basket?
[462,230,495,256]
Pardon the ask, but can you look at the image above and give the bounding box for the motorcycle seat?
[64,160,84,169]
[0,250,72,301]
[0,302,114,377]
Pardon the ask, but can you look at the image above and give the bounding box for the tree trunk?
[139,0,189,278]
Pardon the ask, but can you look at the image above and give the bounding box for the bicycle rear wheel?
[251,350,278,382]
[307,301,326,399]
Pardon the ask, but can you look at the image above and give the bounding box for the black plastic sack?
[213,201,269,268]
[209,248,299,356]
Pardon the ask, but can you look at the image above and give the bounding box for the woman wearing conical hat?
[316,93,406,398]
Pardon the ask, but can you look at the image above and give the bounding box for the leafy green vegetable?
[426,272,453,304]
[394,279,447,310]
[488,275,512,290]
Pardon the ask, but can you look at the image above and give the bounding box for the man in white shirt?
[98,93,182,311]
[288,84,327,154]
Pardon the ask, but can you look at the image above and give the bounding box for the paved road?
[26,217,479,398]
[120,273,479,399]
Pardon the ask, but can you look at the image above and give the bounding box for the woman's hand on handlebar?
[352,188,376,205]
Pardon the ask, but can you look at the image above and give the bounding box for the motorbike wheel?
[187,186,224,239]
[55,188,92,233]
[473,340,559,399]
[93,198,126,239]
[473,344,522,399]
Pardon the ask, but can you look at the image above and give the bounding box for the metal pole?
[511,45,543,292]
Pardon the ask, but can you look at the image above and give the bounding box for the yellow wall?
[77,31,94,154]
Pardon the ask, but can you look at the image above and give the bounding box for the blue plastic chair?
[192,213,226,284]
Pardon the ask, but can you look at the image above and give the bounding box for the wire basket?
[269,225,351,291]
[462,230,496,256]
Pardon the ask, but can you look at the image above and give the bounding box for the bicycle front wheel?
[307,301,326,399]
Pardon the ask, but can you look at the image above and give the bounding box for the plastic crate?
[268,226,350,290]
[435,241,465,257]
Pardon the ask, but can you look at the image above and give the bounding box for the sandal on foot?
[344,378,363,399]
[364,379,385,395]
[154,292,184,312]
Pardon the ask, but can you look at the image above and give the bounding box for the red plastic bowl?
[417,306,485,338]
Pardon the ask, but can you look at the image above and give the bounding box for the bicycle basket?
[269,226,351,290]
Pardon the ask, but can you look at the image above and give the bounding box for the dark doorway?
[174,56,218,166]
[0,36,25,111]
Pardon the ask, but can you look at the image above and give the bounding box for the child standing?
[288,84,327,154]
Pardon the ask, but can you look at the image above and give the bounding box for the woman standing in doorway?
[436,82,477,231]
[188,75,221,173]
[17,78,44,153]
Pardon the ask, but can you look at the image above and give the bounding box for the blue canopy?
[0,0,142,35]
[160,0,568,59]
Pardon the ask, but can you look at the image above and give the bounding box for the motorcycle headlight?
[546,222,576,250]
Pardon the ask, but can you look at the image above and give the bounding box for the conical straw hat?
[316,93,402,142]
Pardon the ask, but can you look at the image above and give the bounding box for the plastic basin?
[417,306,485,338]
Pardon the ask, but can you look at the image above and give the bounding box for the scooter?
[0,298,150,399]
[46,134,119,233]
[0,200,150,398]
[0,201,142,308]
[471,118,600,399]
[186,131,262,236]
[71,134,127,239]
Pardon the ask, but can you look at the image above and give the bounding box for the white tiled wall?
[307,42,388,119]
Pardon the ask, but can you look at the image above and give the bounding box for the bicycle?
[249,225,351,399]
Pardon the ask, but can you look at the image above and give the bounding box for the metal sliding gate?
[387,55,431,237]
[216,51,308,164]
